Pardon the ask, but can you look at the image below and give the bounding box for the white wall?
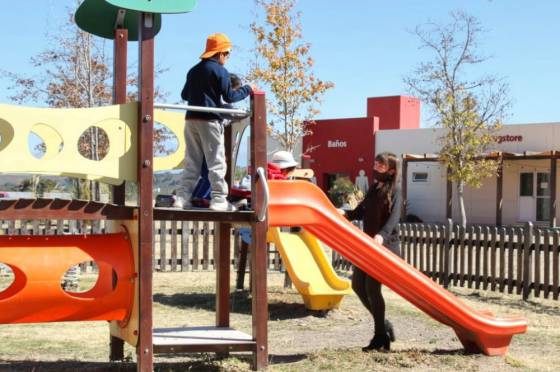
[376,122,560,224]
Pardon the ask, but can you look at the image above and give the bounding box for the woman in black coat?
[343,152,402,351]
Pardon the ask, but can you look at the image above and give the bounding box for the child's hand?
[250,84,259,92]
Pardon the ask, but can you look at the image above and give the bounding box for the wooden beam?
[496,157,503,226]
[110,27,128,362]
[551,155,557,227]
[153,208,256,222]
[401,157,408,220]
[446,167,452,220]
[216,223,231,328]
[0,199,133,220]
[137,12,155,372]
[250,92,268,370]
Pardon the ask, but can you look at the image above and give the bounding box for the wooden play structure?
[0,1,269,371]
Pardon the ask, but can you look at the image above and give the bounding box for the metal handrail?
[154,103,249,116]
[256,167,269,222]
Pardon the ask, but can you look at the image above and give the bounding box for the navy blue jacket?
[181,59,252,120]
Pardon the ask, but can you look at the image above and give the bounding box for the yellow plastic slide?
[267,227,352,311]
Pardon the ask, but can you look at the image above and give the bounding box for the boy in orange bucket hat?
[176,33,256,212]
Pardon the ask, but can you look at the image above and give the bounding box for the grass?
[0,271,559,371]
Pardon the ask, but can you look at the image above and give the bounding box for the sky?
[0,0,559,127]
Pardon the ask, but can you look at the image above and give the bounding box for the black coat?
[345,183,402,256]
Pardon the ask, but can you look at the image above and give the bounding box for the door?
[518,172,535,222]
[518,171,551,222]
[536,172,551,222]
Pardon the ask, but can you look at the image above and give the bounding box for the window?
[412,172,428,182]
[519,173,533,196]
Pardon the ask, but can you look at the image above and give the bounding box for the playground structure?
[0,1,529,371]
[1,1,269,371]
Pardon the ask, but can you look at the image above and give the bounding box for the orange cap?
[200,33,232,59]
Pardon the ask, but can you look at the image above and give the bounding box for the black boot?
[362,320,395,352]
[362,333,391,352]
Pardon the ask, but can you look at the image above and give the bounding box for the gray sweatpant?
[178,119,228,203]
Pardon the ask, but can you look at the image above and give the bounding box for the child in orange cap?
[176,33,256,212]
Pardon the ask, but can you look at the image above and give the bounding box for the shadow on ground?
[0,354,308,371]
[154,290,326,320]
[456,289,560,315]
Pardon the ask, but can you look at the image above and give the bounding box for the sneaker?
[209,199,238,212]
[172,196,192,210]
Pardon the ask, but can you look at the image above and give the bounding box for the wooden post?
[550,154,557,227]
[109,27,127,362]
[496,156,503,226]
[236,241,249,290]
[216,222,231,328]
[250,92,268,370]
[446,167,452,220]
[442,219,452,288]
[401,157,408,220]
[522,222,533,300]
[137,12,155,372]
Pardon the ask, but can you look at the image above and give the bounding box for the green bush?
[327,177,356,207]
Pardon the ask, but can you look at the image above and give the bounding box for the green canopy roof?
[75,0,162,41]
[107,0,197,14]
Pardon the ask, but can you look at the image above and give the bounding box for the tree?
[248,0,334,153]
[2,1,171,200]
[404,11,510,227]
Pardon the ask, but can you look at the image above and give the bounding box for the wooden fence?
[0,220,283,273]
[332,220,560,301]
[4,218,559,301]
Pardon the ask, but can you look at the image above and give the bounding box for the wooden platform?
[153,326,255,353]
[0,199,258,223]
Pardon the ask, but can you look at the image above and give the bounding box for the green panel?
[75,0,161,41]
[107,0,196,14]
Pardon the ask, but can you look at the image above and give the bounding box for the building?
[301,95,560,226]
[377,123,560,226]
[302,96,420,191]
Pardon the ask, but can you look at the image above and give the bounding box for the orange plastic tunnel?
[0,232,135,324]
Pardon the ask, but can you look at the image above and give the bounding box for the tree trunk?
[457,180,467,228]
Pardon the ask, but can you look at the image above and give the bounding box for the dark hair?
[230,73,242,90]
[375,152,398,207]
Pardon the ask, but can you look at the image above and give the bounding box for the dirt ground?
[0,271,558,371]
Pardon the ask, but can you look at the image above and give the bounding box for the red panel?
[303,117,376,191]
[367,96,420,130]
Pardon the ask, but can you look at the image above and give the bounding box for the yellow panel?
[0,103,138,184]
[153,109,185,171]
[30,123,63,160]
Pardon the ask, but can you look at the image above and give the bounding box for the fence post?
[522,221,533,300]
[443,219,452,288]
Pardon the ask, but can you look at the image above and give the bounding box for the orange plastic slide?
[268,180,527,356]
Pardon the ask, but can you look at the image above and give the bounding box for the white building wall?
[376,122,560,225]
[405,162,447,223]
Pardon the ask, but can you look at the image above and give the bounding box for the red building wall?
[303,96,421,193]
[367,96,420,130]
[303,117,378,190]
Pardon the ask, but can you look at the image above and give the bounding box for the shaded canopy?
[75,0,197,41]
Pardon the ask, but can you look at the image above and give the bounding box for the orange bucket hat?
[200,33,232,59]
